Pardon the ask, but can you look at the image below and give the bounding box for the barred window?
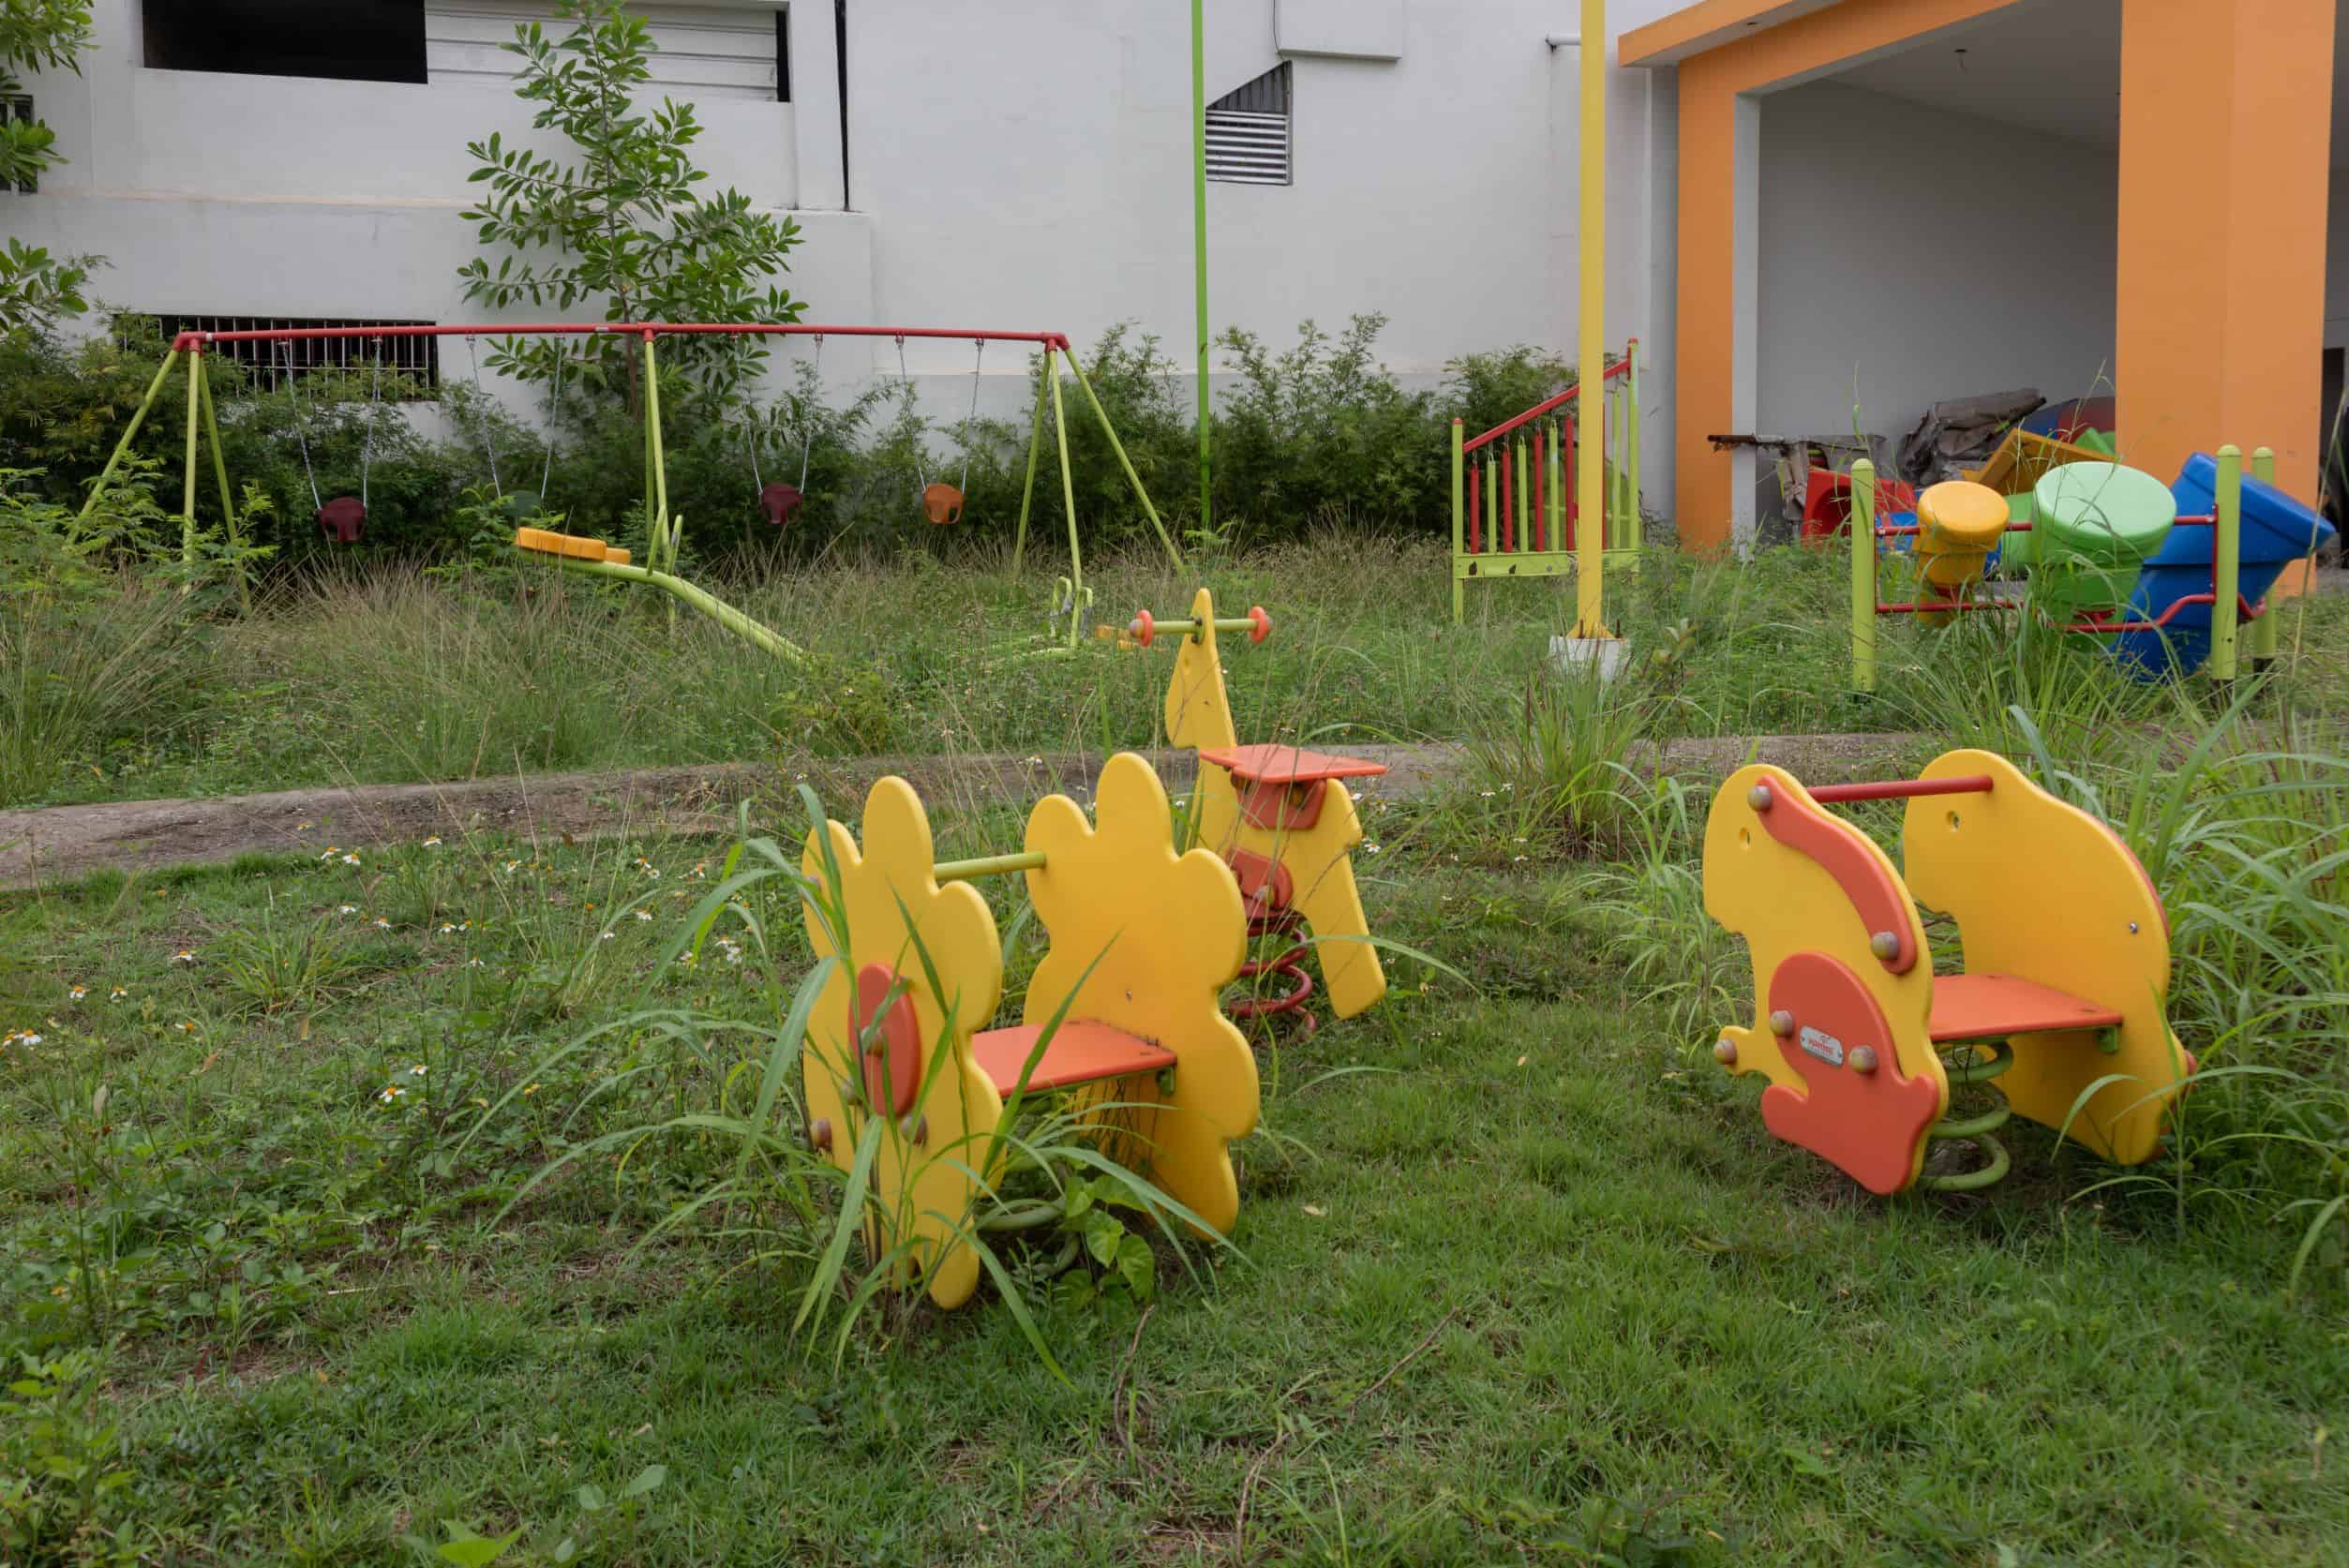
[1206,64,1291,187]
[142,316,441,397]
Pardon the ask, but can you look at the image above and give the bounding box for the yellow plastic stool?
[1913,481,2007,624]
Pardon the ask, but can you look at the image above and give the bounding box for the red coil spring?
[1231,903,1316,1041]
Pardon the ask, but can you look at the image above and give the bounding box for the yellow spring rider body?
[800,753,1259,1309]
[1130,588,1388,1033]
[1703,750,2193,1194]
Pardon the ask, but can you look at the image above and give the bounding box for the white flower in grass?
[633,909,651,922]
[3,1029,42,1049]
[319,846,340,861]
[172,1021,196,1034]
[409,1064,428,1078]
[503,859,523,874]
[67,984,87,1003]
[422,836,442,848]
[377,1084,405,1105]
[172,950,196,964]
[675,950,697,967]
[338,904,358,916]
[438,923,457,935]
[1364,843,1382,856]
[109,986,128,1001]
[466,959,486,970]
[371,918,391,930]
[340,854,361,867]
[599,931,616,942]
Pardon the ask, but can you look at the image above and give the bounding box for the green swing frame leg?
[1011,350,1050,577]
[80,349,183,522]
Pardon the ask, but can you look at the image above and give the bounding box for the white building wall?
[1755,80,2117,446]
[2,0,1686,501]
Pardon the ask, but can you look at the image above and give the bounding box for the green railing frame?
[1446,339,1643,624]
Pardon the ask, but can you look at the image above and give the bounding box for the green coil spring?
[1917,1038,2014,1192]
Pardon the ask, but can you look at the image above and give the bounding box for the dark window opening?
[144,0,426,85]
[775,7,791,102]
[142,316,441,398]
[1206,63,1292,186]
[4,97,33,193]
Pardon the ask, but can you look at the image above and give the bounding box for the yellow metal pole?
[1572,0,1609,638]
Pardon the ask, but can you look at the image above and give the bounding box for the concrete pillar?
[2116,0,2337,500]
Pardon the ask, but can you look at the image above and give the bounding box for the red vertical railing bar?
[1501,443,1515,553]
[1467,460,1482,554]
[1560,408,1577,551]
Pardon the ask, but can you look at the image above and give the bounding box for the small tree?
[0,1,97,333]
[457,0,804,409]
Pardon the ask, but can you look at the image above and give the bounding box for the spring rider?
[1127,588,1388,1035]
[799,752,1258,1308]
[1703,750,2194,1194]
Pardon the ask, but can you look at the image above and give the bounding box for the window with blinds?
[1205,63,1291,187]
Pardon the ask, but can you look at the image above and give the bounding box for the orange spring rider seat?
[1702,750,2194,1194]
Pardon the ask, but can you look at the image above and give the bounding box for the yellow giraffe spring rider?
[1703,750,2195,1194]
[1125,588,1388,1037]
[800,753,1259,1309]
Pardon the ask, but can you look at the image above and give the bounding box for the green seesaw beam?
[513,527,807,666]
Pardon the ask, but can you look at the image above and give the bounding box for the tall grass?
[0,575,206,807]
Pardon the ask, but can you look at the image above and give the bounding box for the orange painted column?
[2116,0,2337,501]
[1673,52,1741,553]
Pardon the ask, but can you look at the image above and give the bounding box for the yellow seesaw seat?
[513,527,631,566]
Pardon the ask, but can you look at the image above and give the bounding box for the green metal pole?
[1048,352,1084,644]
[1136,615,1263,638]
[2249,445,2280,666]
[80,349,180,520]
[933,849,1048,883]
[181,346,202,571]
[642,333,680,636]
[2210,443,2240,682]
[1515,436,1529,545]
[1484,449,1498,558]
[195,366,249,617]
[1063,346,1185,571]
[1191,0,1211,536]
[1545,420,1564,552]
[545,556,807,665]
[1851,456,1878,694]
[1624,339,1641,557]
[1011,351,1049,576]
[1449,418,1465,623]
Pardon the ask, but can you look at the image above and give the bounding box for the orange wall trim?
[1664,0,2026,550]
[2116,0,2337,503]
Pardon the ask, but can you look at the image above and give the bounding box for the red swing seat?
[759,482,804,527]
[317,496,367,543]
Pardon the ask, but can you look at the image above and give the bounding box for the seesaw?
[511,526,806,665]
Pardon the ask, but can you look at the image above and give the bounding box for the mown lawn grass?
[3,799,2343,1562]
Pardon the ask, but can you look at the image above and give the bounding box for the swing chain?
[359,342,382,509]
[795,333,823,493]
[279,341,322,512]
[955,339,983,500]
[894,335,926,493]
[464,335,503,500]
[537,345,565,506]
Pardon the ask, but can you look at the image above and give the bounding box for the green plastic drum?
[2028,461,2177,625]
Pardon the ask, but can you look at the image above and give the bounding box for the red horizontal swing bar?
[170,321,1075,352]
[1807,775,1994,804]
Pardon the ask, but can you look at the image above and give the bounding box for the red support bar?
[169,321,1073,352]
[1808,775,1995,804]
[1501,445,1515,553]
[1467,462,1482,554]
[1461,354,1636,453]
[1561,413,1577,550]
[1875,600,2014,615]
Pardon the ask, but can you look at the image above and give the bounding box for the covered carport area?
[1625,0,2341,551]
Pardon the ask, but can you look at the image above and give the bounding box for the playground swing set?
[79,321,1188,661]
